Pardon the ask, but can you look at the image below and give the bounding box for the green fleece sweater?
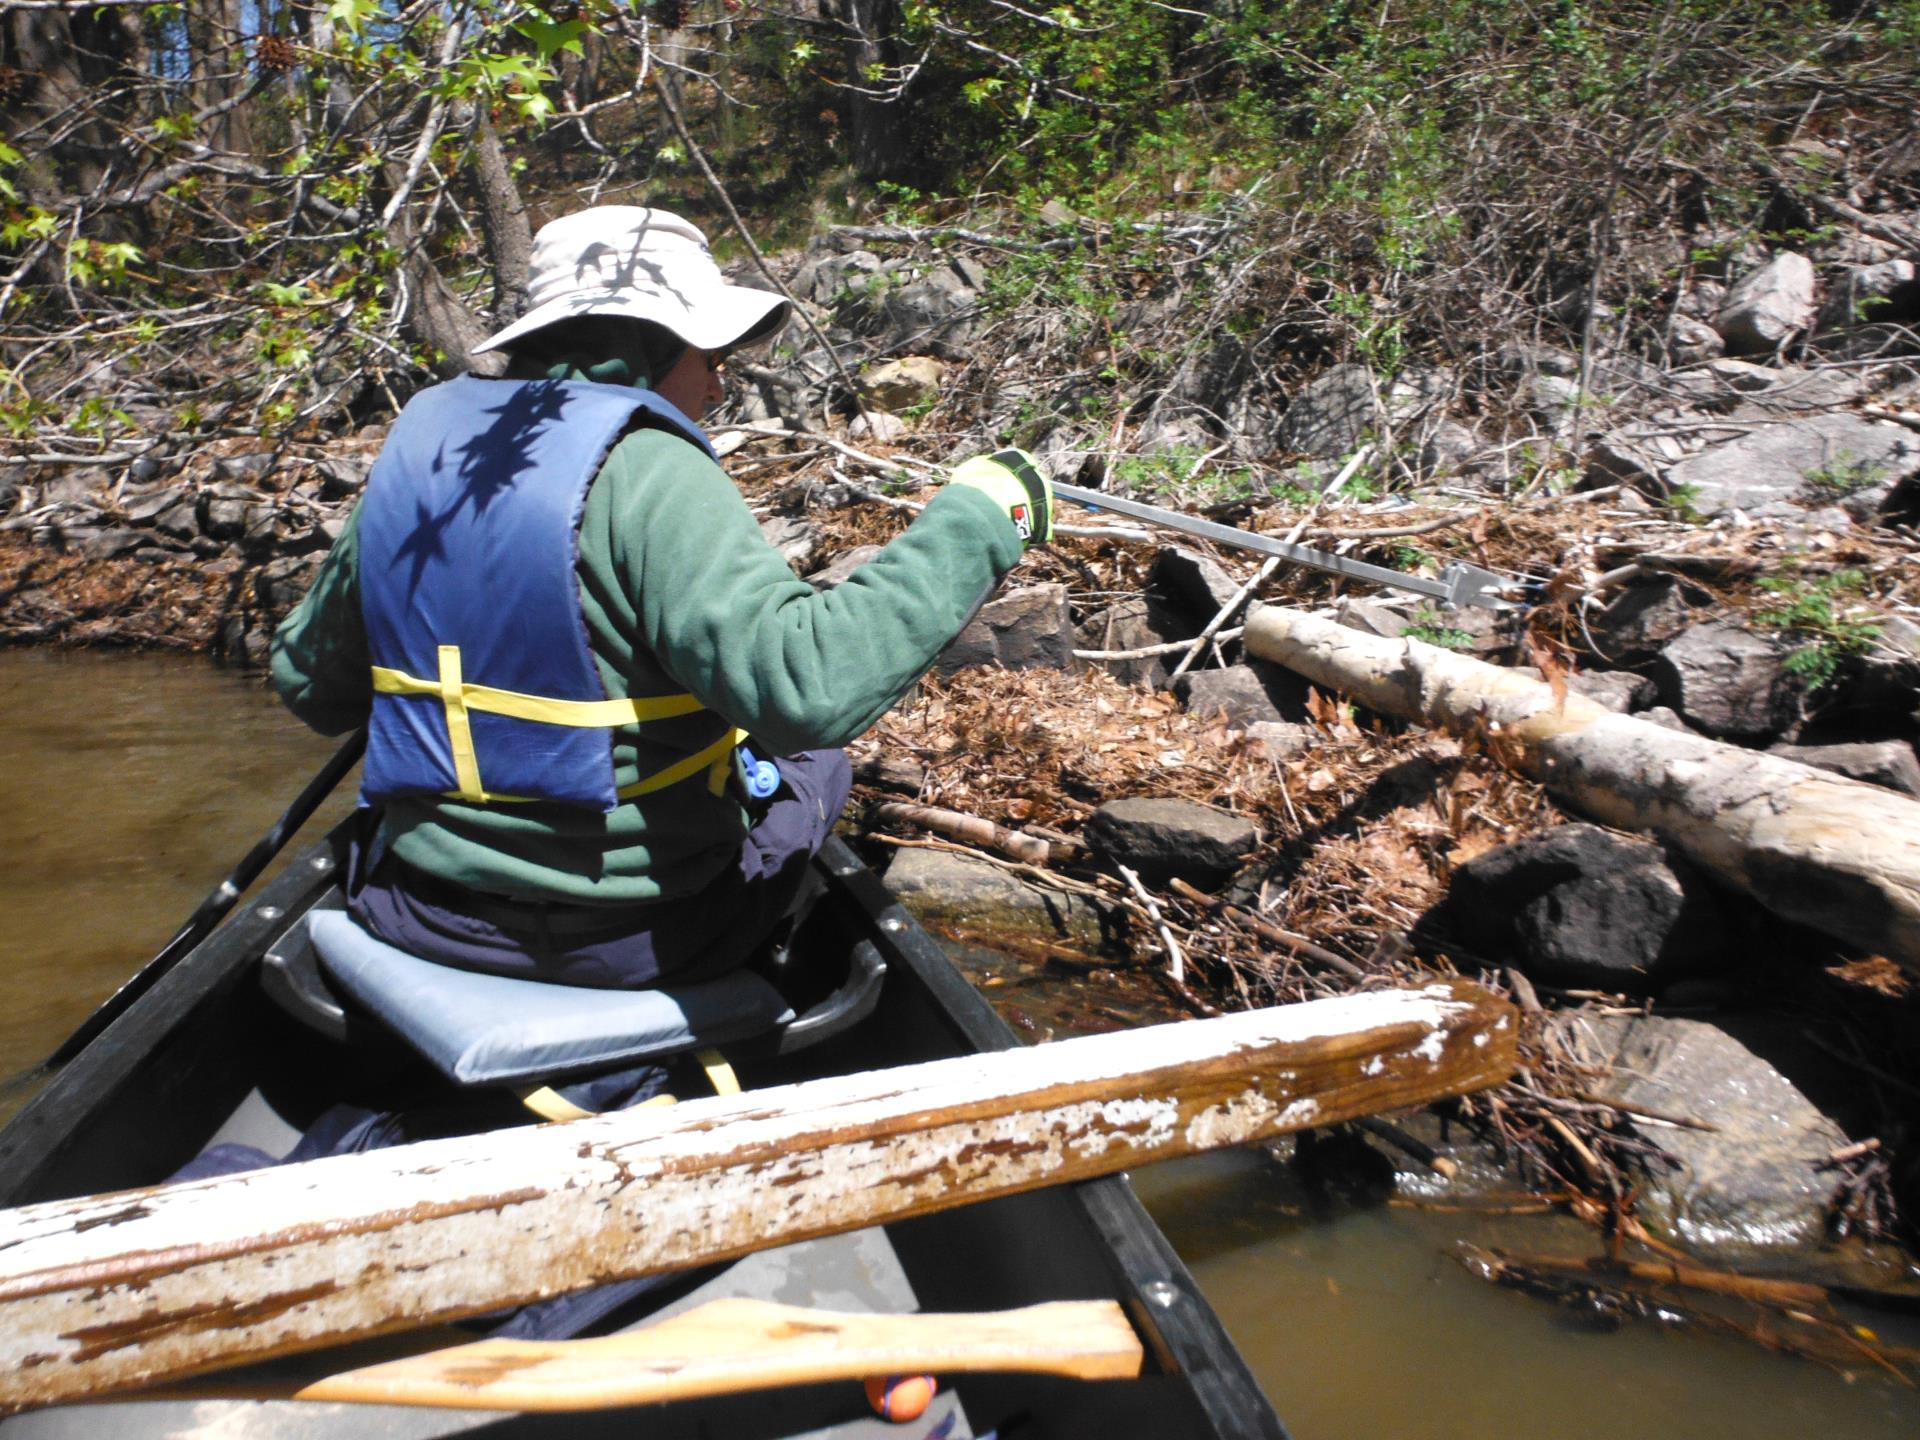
[271,392,1021,904]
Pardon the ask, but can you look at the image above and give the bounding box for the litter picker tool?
[1051,481,1528,611]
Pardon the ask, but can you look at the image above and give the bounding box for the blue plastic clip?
[738,744,781,800]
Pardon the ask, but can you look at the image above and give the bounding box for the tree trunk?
[0,982,1513,1410]
[1242,604,1920,974]
[830,0,909,181]
[468,112,533,331]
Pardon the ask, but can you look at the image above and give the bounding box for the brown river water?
[2,648,1917,1438]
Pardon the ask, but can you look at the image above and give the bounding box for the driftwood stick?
[870,801,1056,866]
[1117,863,1187,984]
[1075,626,1245,662]
[1354,1116,1459,1179]
[0,983,1517,1411]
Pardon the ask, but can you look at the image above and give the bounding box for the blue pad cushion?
[308,910,794,1087]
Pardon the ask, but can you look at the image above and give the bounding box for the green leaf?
[327,0,378,37]
[512,15,589,61]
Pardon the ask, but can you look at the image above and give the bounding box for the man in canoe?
[272,205,1052,989]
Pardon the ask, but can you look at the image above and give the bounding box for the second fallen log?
[0,981,1515,1412]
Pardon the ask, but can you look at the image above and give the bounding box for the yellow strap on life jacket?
[372,663,710,728]
[371,650,744,805]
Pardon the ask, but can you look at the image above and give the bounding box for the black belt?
[387,859,661,939]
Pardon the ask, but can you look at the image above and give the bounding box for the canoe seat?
[305,910,796,1088]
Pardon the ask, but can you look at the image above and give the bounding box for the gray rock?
[1073,596,1188,686]
[1653,621,1803,741]
[1493,342,1581,378]
[211,452,275,483]
[1278,364,1379,460]
[1637,705,1698,733]
[198,483,274,542]
[315,457,369,500]
[759,514,819,572]
[1816,258,1919,334]
[253,553,325,614]
[1152,546,1241,620]
[1338,595,1511,657]
[848,410,909,444]
[1525,373,1585,433]
[1242,721,1316,760]
[119,485,190,525]
[791,249,885,306]
[1668,314,1725,365]
[1665,413,1920,518]
[151,496,201,544]
[1334,598,1414,638]
[1440,824,1725,993]
[861,356,943,411]
[881,263,981,354]
[1418,419,1486,475]
[807,544,884,590]
[885,846,1111,944]
[63,525,146,560]
[1564,669,1656,713]
[1583,433,1686,494]
[1767,739,1920,797]
[1084,797,1259,889]
[934,584,1075,674]
[1178,662,1310,727]
[1714,252,1816,352]
[1567,1013,1848,1262]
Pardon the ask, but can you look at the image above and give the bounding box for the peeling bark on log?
[0,982,1514,1412]
[1243,604,1920,974]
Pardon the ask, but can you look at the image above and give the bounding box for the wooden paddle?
[220,1298,1139,1411]
[0,979,1516,1413]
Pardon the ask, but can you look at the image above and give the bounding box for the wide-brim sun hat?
[472,206,789,357]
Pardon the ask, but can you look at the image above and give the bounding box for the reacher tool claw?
[1050,481,1528,612]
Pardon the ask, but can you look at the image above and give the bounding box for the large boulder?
[1085,797,1259,889]
[1585,575,1709,665]
[934,584,1075,674]
[1766,739,1920,798]
[1714,251,1816,352]
[1664,412,1920,518]
[1436,824,1725,993]
[1567,1014,1849,1263]
[1652,622,1803,741]
[1074,595,1189,686]
[1277,365,1379,461]
[1816,258,1919,335]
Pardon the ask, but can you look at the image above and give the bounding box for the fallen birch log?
[0,981,1514,1412]
[1242,604,1920,974]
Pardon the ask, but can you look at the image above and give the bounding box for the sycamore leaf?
[512,15,588,61]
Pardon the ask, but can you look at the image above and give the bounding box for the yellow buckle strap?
[373,651,744,805]
[438,646,486,802]
[372,664,709,728]
[617,726,749,801]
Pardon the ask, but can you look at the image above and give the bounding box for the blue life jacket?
[357,374,738,812]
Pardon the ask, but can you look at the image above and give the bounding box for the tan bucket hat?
[472,206,789,357]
